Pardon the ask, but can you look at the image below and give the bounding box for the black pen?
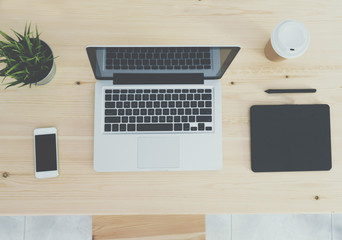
[265,89,317,94]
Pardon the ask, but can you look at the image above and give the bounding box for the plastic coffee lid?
[271,20,310,59]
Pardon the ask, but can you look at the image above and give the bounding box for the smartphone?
[34,127,59,178]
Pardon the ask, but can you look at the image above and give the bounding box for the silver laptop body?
[86,45,240,172]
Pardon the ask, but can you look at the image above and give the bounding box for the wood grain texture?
[92,215,205,240]
[1,0,342,215]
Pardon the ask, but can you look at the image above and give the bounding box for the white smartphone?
[34,127,59,178]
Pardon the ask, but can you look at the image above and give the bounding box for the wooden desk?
[1,0,342,215]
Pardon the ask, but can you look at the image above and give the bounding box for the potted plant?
[0,24,56,89]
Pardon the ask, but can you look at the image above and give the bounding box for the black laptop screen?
[86,46,240,80]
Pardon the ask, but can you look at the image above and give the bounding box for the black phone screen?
[35,134,57,172]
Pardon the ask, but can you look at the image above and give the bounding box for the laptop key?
[118,109,125,115]
[206,126,212,131]
[183,123,190,131]
[104,124,111,132]
[141,109,147,115]
[201,59,210,65]
[129,116,136,123]
[131,102,138,108]
[112,124,119,132]
[184,101,190,108]
[133,109,139,115]
[202,94,212,100]
[127,124,135,131]
[156,109,162,115]
[161,101,167,108]
[120,124,127,131]
[121,117,128,123]
[124,102,130,108]
[191,127,197,131]
[196,116,212,122]
[134,94,141,101]
[178,109,185,115]
[163,109,169,115]
[105,102,115,108]
[105,109,116,115]
[200,108,212,115]
[146,102,153,108]
[137,124,173,131]
[144,116,151,123]
[150,94,157,100]
[137,116,143,122]
[174,124,182,131]
[198,123,205,131]
[120,94,127,101]
[112,94,119,101]
[148,109,154,115]
[105,117,120,123]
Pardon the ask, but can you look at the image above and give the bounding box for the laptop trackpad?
[137,137,180,169]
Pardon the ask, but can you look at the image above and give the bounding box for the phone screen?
[35,134,57,172]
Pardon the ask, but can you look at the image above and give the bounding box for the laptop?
[86,46,240,172]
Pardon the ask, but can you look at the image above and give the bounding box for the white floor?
[206,214,342,240]
[0,214,342,240]
[0,216,92,240]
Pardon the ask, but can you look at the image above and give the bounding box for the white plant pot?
[35,40,56,86]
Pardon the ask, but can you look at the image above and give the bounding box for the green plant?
[0,24,54,89]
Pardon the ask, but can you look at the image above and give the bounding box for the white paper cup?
[265,20,310,61]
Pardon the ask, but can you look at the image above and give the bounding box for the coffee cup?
[265,20,310,61]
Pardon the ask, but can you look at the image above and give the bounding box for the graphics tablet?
[250,104,332,172]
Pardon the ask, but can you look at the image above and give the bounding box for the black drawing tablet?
[250,104,332,172]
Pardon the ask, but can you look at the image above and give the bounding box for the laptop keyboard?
[104,88,213,133]
[105,47,212,70]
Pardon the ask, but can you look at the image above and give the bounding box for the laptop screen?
[86,46,240,80]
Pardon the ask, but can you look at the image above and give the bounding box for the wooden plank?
[92,215,205,240]
[0,0,342,214]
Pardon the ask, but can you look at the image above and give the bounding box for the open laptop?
[86,46,240,172]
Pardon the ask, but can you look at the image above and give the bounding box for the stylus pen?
[265,89,317,94]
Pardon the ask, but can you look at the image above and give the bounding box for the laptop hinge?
[113,73,204,85]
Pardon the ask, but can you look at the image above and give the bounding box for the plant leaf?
[24,35,33,56]
[5,63,20,75]
[11,29,24,41]
[4,80,21,89]
[0,30,15,43]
